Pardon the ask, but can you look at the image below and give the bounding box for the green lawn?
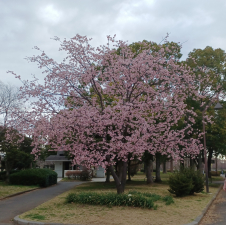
[19,172,222,225]
[0,181,38,199]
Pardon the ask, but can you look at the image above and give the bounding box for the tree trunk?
[197,152,203,173]
[5,160,10,184]
[208,149,213,179]
[127,159,131,181]
[170,159,173,172]
[118,161,123,182]
[109,161,128,194]
[145,159,153,184]
[215,156,218,175]
[163,161,167,174]
[180,160,184,169]
[190,157,194,168]
[105,166,110,183]
[155,153,162,183]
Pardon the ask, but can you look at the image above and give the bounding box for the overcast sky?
[1,0,226,87]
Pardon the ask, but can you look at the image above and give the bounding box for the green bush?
[0,170,21,181]
[9,169,57,187]
[66,191,174,209]
[168,167,204,197]
[168,173,193,197]
[80,169,92,181]
[184,168,204,195]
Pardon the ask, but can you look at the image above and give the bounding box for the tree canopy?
[8,35,222,193]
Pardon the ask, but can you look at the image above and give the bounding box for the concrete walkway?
[0,181,84,225]
[199,180,226,225]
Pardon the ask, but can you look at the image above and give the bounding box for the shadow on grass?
[75,179,170,193]
[0,180,38,188]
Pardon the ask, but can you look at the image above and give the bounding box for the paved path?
[200,180,226,225]
[0,181,84,224]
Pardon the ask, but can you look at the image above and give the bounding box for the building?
[45,151,105,178]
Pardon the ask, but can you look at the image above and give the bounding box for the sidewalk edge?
[184,184,223,225]
[0,188,40,201]
[13,215,80,225]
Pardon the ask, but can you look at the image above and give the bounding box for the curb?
[184,184,223,225]
[13,215,81,225]
[0,188,40,201]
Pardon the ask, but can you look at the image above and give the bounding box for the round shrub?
[168,172,193,197]
[182,167,204,195]
[168,167,204,197]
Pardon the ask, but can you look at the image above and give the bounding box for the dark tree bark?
[208,148,213,179]
[105,166,110,183]
[109,161,127,194]
[143,151,154,184]
[190,156,194,168]
[127,158,131,181]
[155,153,162,183]
[197,152,203,172]
[163,161,167,174]
[170,159,173,172]
[180,160,184,169]
[106,155,127,194]
[215,156,218,175]
[5,160,11,184]
[145,159,153,184]
[117,161,123,182]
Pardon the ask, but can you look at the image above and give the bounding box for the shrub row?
[0,170,20,181]
[210,171,221,176]
[9,169,57,187]
[168,167,204,197]
[128,190,174,205]
[66,191,174,209]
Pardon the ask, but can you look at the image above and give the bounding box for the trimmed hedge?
[0,170,21,181]
[9,169,57,187]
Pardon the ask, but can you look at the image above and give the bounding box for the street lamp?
[203,102,223,193]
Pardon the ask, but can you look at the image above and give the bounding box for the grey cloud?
[1,0,226,86]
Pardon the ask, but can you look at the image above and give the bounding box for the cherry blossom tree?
[8,35,205,193]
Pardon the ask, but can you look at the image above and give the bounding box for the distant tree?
[186,46,226,173]
[0,82,20,126]
[206,101,226,176]
[0,126,34,182]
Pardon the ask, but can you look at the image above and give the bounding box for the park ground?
[0,181,38,199]
[11,172,223,225]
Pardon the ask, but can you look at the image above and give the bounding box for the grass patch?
[60,177,85,182]
[19,172,221,225]
[0,181,38,199]
[25,213,46,220]
[210,176,225,182]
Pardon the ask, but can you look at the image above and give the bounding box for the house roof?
[45,155,71,162]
